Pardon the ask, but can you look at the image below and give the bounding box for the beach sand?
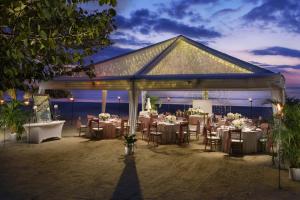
[0,128,299,200]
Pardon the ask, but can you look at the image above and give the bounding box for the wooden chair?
[141,121,150,141]
[258,123,272,153]
[189,120,200,140]
[76,117,88,136]
[116,119,129,137]
[91,119,104,139]
[203,125,221,151]
[229,129,243,155]
[176,121,190,144]
[148,121,163,147]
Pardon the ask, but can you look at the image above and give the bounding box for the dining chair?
[117,119,129,137]
[76,116,88,136]
[91,119,104,139]
[229,129,243,155]
[148,121,163,147]
[203,125,221,151]
[141,119,150,140]
[189,120,200,140]
[258,123,272,153]
[176,121,190,144]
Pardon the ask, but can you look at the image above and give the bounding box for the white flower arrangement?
[165,115,177,123]
[188,108,205,115]
[99,113,110,121]
[232,118,245,129]
[227,112,242,120]
[149,110,158,115]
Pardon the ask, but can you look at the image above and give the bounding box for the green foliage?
[273,99,300,168]
[0,100,27,140]
[124,134,137,147]
[0,0,116,91]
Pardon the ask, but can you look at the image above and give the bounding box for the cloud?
[158,0,219,19]
[116,9,221,39]
[116,9,156,29]
[153,18,221,38]
[212,8,241,18]
[243,0,300,33]
[251,47,300,58]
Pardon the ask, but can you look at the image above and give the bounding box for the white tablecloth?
[23,120,65,143]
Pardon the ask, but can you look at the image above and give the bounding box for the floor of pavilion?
[0,127,299,200]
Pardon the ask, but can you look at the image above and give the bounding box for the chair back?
[87,114,96,126]
[150,120,158,133]
[196,120,201,135]
[121,119,129,135]
[260,123,269,132]
[179,121,189,135]
[229,129,242,142]
[203,125,215,138]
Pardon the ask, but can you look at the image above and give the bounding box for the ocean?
[48,101,273,123]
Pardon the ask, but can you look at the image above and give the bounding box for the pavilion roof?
[57,35,276,81]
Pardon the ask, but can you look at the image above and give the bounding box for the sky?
[78,0,300,101]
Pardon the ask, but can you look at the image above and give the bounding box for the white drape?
[128,85,139,135]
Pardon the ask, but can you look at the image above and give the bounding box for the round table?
[217,126,262,154]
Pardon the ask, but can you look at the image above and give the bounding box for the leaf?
[39,30,47,40]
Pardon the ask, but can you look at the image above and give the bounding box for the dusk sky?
[80,0,300,100]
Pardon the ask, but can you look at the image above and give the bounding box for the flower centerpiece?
[99,113,110,121]
[149,109,158,115]
[227,112,242,120]
[232,118,245,129]
[165,115,177,123]
[188,108,205,115]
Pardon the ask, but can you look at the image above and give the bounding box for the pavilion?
[39,35,285,134]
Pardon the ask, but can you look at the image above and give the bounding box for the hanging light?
[277,103,283,117]
[24,99,30,106]
[0,99,5,105]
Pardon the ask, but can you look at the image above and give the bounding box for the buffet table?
[23,120,65,143]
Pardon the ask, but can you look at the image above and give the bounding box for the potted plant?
[273,98,300,181]
[0,100,27,141]
[124,134,137,155]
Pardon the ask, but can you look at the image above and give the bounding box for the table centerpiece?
[99,113,110,121]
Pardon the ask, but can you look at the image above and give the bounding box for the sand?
[0,128,299,200]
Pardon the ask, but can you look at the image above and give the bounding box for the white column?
[128,83,139,135]
[102,90,107,113]
[141,91,147,111]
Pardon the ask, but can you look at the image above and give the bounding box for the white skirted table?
[23,120,65,143]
